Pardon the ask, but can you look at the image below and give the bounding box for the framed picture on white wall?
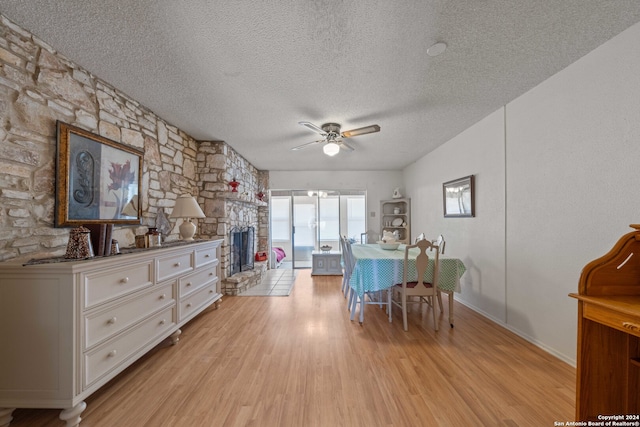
[443,175,475,218]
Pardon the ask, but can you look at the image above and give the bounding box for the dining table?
[348,243,467,325]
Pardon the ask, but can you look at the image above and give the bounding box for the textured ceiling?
[1,1,640,171]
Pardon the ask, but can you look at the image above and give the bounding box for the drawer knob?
[107,350,117,358]
[209,289,214,293]
[186,282,192,287]
[209,272,214,276]
[107,317,117,324]
[205,254,210,258]
[623,322,640,332]
[187,303,192,308]
[160,294,166,300]
[160,319,166,325]
[174,262,181,267]
[120,277,129,283]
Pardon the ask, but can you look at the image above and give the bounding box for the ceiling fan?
[292,121,381,156]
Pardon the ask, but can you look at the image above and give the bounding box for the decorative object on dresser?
[55,121,143,227]
[84,223,115,256]
[380,198,411,244]
[569,224,640,421]
[443,175,475,217]
[170,195,206,240]
[155,208,173,238]
[0,239,223,427]
[64,226,95,259]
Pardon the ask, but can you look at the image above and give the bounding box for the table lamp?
[170,194,206,240]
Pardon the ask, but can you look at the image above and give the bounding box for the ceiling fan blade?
[298,121,327,135]
[339,141,355,151]
[341,124,380,138]
[291,139,323,151]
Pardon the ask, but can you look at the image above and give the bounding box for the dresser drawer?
[83,306,176,388]
[82,260,153,309]
[179,282,218,322]
[179,265,217,298]
[584,301,640,339]
[84,282,175,350]
[195,244,218,268]
[157,250,193,282]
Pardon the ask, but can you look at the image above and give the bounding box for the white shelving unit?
[380,198,411,244]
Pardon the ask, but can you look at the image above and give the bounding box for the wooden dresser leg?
[0,408,15,427]
[170,329,182,345]
[59,401,86,427]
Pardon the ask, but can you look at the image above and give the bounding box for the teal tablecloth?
[348,244,466,297]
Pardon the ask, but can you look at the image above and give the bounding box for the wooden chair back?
[402,238,440,293]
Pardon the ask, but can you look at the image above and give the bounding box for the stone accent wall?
[196,141,269,289]
[0,14,267,264]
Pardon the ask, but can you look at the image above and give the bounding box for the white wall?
[404,108,507,323]
[269,170,403,237]
[404,21,640,365]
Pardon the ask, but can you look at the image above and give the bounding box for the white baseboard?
[455,297,576,368]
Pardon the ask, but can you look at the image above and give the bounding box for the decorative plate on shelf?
[391,218,403,227]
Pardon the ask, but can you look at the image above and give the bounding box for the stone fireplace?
[196,141,269,295]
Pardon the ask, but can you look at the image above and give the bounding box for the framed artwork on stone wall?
[55,121,144,226]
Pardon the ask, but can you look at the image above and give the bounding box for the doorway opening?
[269,190,367,269]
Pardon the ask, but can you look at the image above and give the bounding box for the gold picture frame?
[55,121,143,227]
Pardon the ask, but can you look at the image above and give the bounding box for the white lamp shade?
[170,195,205,219]
[170,195,205,240]
[323,142,340,156]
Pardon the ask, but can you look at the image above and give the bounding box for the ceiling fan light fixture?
[323,142,340,156]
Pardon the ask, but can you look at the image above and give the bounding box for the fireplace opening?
[230,226,255,276]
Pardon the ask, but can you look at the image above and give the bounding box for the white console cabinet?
[0,239,223,427]
[311,251,343,275]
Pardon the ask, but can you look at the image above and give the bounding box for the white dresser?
[0,239,222,427]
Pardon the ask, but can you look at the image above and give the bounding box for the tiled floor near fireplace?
[238,268,298,296]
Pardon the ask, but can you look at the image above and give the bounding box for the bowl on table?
[377,241,400,250]
[320,245,332,252]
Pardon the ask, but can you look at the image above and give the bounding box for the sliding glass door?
[269,190,366,269]
[292,191,317,268]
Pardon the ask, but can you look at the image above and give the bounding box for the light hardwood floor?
[10,270,575,426]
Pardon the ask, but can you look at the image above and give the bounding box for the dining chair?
[343,238,362,313]
[433,234,445,254]
[391,238,442,331]
[414,232,425,243]
[431,234,446,315]
[346,239,392,323]
[340,236,354,297]
[360,230,377,244]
